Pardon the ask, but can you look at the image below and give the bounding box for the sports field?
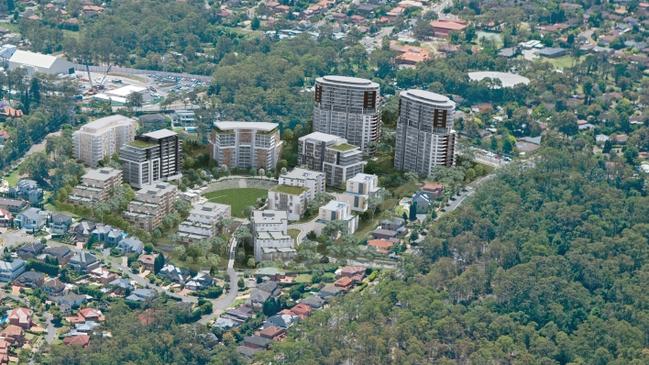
[203,188,267,217]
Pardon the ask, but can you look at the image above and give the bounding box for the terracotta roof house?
[289,303,312,318]
[63,334,90,347]
[258,325,286,340]
[8,308,32,330]
[0,324,24,346]
[138,254,157,272]
[79,308,104,322]
[368,239,395,254]
[338,266,365,278]
[431,19,468,37]
[334,276,353,289]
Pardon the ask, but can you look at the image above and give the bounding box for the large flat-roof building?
[394,90,457,175]
[123,182,177,231]
[267,185,309,221]
[278,168,325,201]
[177,202,231,242]
[73,115,138,167]
[339,173,381,212]
[68,168,123,206]
[209,122,282,171]
[313,75,381,155]
[298,132,365,187]
[251,210,295,262]
[6,48,74,75]
[317,200,358,235]
[120,129,182,189]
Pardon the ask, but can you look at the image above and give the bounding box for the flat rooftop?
[83,167,122,181]
[329,143,358,152]
[142,128,177,140]
[252,209,287,225]
[270,184,309,195]
[401,89,455,109]
[281,168,324,180]
[299,131,345,144]
[78,115,136,134]
[316,75,379,89]
[214,121,278,132]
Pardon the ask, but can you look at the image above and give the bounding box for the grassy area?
[4,169,22,187]
[544,55,582,70]
[204,188,267,217]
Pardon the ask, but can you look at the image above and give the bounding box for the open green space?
[203,188,267,217]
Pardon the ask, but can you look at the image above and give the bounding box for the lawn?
[288,229,300,244]
[544,55,583,70]
[204,188,267,217]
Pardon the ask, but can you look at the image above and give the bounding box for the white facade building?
[278,168,325,201]
[209,121,283,171]
[394,89,457,175]
[317,200,358,235]
[73,115,138,167]
[313,75,381,155]
[251,210,295,262]
[298,132,365,187]
[7,48,74,75]
[177,202,231,242]
[339,173,380,212]
[267,185,309,221]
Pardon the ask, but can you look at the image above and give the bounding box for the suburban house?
[0,259,26,282]
[0,208,12,227]
[116,237,144,255]
[43,246,73,266]
[8,308,32,329]
[50,213,73,236]
[68,251,100,273]
[14,270,45,289]
[14,207,49,232]
[16,242,45,259]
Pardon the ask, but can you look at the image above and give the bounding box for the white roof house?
[8,49,74,75]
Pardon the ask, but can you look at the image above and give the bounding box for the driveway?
[199,235,239,325]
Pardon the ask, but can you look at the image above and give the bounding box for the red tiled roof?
[335,276,353,288]
[259,326,284,339]
[64,334,90,347]
[431,19,468,31]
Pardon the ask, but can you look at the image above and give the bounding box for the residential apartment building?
[68,168,123,206]
[394,89,457,175]
[120,129,182,189]
[317,200,358,235]
[209,122,282,171]
[339,173,380,212]
[251,210,295,262]
[123,182,177,231]
[298,132,365,187]
[72,115,137,167]
[267,185,309,221]
[313,75,381,154]
[177,202,231,242]
[278,168,325,201]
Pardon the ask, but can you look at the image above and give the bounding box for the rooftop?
[127,139,157,149]
[401,89,455,109]
[77,115,136,134]
[299,131,345,144]
[270,184,309,195]
[9,49,64,69]
[280,168,324,180]
[252,210,288,224]
[82,167,122,182]
[329,143,357,152]
[316,75,379,89]
[215,121,279,132]
[142,128,177,140]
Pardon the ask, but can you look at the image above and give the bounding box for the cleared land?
[204,188,266,217]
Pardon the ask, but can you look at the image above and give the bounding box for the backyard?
[203,188,267,218]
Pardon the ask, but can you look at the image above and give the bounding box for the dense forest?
[258,137,649,364]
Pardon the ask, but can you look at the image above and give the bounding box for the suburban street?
[199,235,239,325]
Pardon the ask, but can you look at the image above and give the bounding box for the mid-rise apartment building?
[339,173,380,212]
[68,168,123,206]
[177,202,231,242]
[313,75,381,155]
[251,210,295,262]
[209,122,282,171]
[278,168,325,201]
[394,89,457,175]
[317,200,358,235]
[73,115,137,167]
[123,182,177,231]
[267,185,309,221]
[120,129,182,189]
[298,132,365,187]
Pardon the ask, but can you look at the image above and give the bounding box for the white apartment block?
[251,210,295,262]
[339,173,380,212]
[317,200,358,235]
[267,185,309,221]
[394,89,457,175]
[278,168,325,201]
[298,132,365,187]
[123,182,178,231]
[313,75,381,155]
[68,168,123,206]
[73,115,138,167]
[209,121,283,171]
[177,202,231,242]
